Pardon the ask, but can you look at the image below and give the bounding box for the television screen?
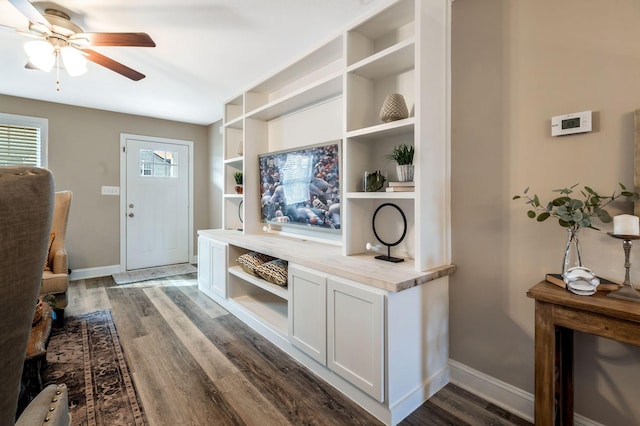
[259,141,341,233]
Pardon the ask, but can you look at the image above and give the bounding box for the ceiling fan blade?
[25,61,38,70]
[71,32,156,47]
[8,0,53,32]
[83,49,146,81]
[0,23,19,33]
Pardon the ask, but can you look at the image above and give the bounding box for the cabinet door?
[210,240,227,298]
[288,264,327,365]
[197,237,212,292]
[327,276,384,402]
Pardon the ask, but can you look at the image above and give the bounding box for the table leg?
[556,327,573,425]
[535,301,555,425]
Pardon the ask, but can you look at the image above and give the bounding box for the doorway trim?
[119,133,194,272]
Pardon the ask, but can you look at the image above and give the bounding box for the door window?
[139,149,178,177]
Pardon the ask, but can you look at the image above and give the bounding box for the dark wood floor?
[65,273,531,426]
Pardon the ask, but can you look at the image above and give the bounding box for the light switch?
[101,186,120,196]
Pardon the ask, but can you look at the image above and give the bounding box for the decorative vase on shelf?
[364,170,387,192]
[234,185,243,195]
[562,227,582,277]
[396,164,414,182]
[380,94,409,123]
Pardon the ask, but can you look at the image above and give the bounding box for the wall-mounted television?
[259,141,341,235]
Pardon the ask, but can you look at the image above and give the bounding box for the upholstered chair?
[41,190,72,325]
[0,166,70,425]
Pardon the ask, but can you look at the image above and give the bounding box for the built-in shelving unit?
[213,3,451,421]
[221,0,449,272]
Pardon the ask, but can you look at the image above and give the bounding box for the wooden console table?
[527,282,640,425]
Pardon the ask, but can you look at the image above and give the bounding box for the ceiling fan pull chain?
[55,50,60,91]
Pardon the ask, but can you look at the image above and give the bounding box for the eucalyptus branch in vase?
[513,183,639,288]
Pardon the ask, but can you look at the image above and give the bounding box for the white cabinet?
[210,239,227,298]
[289,264,385,401]
[197,235,227,299]
[197,236,211,292]
[288,264,328,365]
[327,276,385,402]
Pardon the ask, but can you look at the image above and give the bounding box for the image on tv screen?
[260,142,340,232]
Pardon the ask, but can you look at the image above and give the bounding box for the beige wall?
[451,0,640,423]
[0,94,210,271]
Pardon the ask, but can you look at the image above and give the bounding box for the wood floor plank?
[426,385,519,425]
[215,373,292,426]
[176,284,229,319]
[142,286,239,381]
[66,279,112,317]
[108,288,246,426]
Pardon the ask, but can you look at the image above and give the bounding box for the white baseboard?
[448,359,604,426]
[70,264,121,281]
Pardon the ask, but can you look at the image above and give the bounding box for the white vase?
[396,164,414,182]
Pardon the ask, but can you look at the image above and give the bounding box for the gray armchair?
[0,166,70,425]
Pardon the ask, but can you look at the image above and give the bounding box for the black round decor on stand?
[237,200,244,231]
[372,202,407,263]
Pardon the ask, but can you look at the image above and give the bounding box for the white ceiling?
[0,0,385,125]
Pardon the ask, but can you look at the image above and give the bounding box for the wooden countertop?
[199,229,456,293]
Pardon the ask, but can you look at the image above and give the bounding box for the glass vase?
[562,227,582,278]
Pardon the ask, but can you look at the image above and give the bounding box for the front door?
[124,136,190,270]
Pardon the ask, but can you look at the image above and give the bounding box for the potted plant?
[513,183,639,278]
[385,144,415,182]
[233,171,243,194]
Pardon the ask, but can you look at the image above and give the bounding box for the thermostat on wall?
[551,110,592,136]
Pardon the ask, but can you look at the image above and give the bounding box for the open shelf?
[348,38,415,80]
[347,118,414,141]
[229,292,288,335]
[346,191,415,200]
[229,266,288,300]
[224,116,244,130]
[347,0,414,66]
[224,156,243,166]
[245,73,343,121]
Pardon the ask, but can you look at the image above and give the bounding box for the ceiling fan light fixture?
[61,46,87,76]
[24,40,54,72]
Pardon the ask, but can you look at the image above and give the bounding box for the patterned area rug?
[112,263,197,285]
[43,310,147,426]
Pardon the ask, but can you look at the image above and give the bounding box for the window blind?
[0,124,41,166]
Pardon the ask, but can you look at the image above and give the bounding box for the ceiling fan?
[1,0,155,83]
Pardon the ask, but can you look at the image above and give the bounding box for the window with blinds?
[0,124,41,166]
[0,113,48,167]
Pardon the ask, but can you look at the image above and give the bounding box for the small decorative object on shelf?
[386,181,414,192]
[385,144,414,182]
[234,171,243,194]
[513,183,639,281]
[371,202,407,263]
[607,217,640,301]
[563,266,600,296]
[379,93,409,123]
[364,170,387,192]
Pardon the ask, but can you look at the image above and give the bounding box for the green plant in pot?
[233,171,243,194]
[513,183,639,283]
[385,144,414,182]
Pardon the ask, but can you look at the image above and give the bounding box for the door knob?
[128,213,134,217]
[129,203,134,208]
